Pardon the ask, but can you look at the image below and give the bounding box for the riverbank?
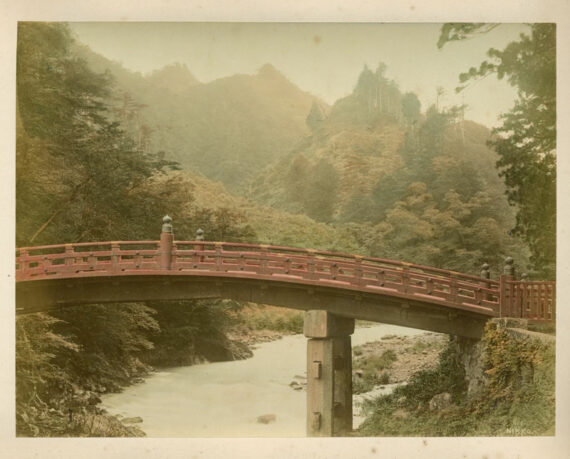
[356,322,556,436]
[16,301,259,437]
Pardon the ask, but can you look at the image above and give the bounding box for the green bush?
[249,311,304,334]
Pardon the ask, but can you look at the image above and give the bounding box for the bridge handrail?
[177,241,500,286]
[14,239,555,322]
[17,240,498,287]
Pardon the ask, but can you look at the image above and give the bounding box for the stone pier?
[304,310,355,436]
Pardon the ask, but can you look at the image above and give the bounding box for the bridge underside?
[17,275,489,339]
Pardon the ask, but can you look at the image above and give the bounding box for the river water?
[101,324,427,437]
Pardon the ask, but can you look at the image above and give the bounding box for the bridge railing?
[500,280,556,322]
[17,241,162,279]
[17,239,503,317]
[173,241,501,312]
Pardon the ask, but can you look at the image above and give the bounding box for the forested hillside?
[73,41,321,193]
[65,37,531,278]
[249,64,530,275]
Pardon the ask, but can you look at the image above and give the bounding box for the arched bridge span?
[16,239,554,339]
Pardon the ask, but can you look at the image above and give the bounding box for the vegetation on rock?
[358,323,555,436]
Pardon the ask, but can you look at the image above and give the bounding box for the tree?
[306,100,326,131]
[303,159,340,222]
[401,92,421,125]
[16,22,178,246]
[438,23,556,277]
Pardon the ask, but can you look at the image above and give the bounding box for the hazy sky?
[69,22,529,128]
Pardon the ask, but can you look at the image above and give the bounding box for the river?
[101,324,427,437]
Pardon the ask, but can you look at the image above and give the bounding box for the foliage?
[397,338,467,407]
[353,349,398,394]
[246,309,305,334]
[401,92,421,125]
[187,206,257,242]
[16,314,79,435]
[142,299,247,367]
[306,100,327,131]
[52,304,159,391]
[436,23,500,49]
[283,156,340,222]
[252,61,530,277]
[16,22,179,246]
[481,322,555,407]
[438,23,556,277]
[358,326,555,436]
[76,44,317,194]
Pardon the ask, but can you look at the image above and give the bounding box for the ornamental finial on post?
[196,228,204,241]
[162,215,173,233]
[159,215,174,270]
[503,257,515,277]
[480,263,490,279]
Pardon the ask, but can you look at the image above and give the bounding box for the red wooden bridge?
[14,216,556,436]
[16,219,555,331]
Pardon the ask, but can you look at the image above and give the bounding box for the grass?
[353,349,398,394]
[406,339,436,354]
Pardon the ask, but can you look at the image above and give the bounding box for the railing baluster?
[354,257,362,287]
[401,267,409,293]
[450,274,458,305]
[307,253,315,280]
[64,245,74,274]
[20,248,28,279]
[215,244,223,271]
[111,243,120,273]
[259,247,268,275]
[377,269,385,287]
[330,261,338,280]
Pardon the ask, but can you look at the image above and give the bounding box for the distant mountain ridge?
[72,42,327,193]
[248,63,514,230]
[146,63,201,94]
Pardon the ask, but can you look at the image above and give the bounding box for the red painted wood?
[14,240,555,321]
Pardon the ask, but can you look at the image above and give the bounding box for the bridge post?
[160,215,174,270]
[304,310,355,437]
[480,263,491,303]
[499,257,515,317]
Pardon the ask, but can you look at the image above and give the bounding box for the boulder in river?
[257,414,276,424]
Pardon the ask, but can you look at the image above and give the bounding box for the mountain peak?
[146,63,200,94]
[257,63,286,80]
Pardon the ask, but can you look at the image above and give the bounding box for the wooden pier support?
[304,310,355,436]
